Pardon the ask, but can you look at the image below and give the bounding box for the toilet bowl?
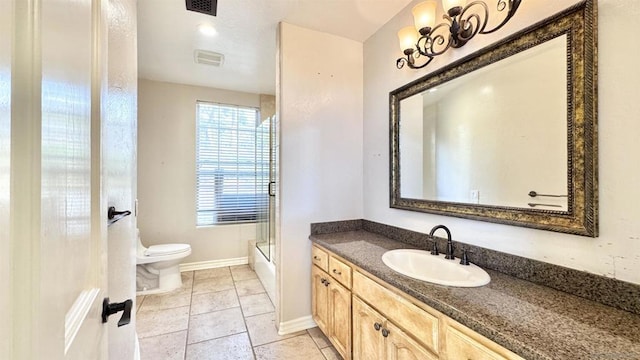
[136,230,191,295]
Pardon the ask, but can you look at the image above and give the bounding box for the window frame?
[195,101,265,226]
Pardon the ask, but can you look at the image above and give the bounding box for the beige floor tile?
[307,327,331,349]
[230,265,258,281]
[194,267,231,281]
[239,293,274,317]
[186,333,254,360]
[190,289,239,315]
[139,289,192,313]
[136,296,145,313]
[253,334,326,360]
[137,306,190,339]
[139,330,187,360]
[188,307,246,344]
[192,275,235,295]
[321,346,342,360]
[235,278,265,297]
[245,312,306,346]
[182,271,194,287]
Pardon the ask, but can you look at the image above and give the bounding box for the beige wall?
[278,22,364,326]
[364,0,640,285]
[137,79,260,263]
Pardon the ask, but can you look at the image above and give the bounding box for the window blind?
[196,102,263,225]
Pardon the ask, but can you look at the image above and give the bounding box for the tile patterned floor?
[136,265,341,360]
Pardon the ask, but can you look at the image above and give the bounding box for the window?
[196,102,263,225]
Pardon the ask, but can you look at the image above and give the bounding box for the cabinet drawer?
[445,320,524,360]
[329,256,352,289]
[312,246,329,272]
[353,271,439,354]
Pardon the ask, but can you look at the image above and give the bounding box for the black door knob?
[102,297,133,327]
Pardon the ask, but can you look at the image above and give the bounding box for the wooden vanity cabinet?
[353,297,437,360]
[352,271,439,360]
[311,265,331,332]
[352,296,385,359]
[312,244,524,360]
[441,317,525,360]
[311,246,352,359]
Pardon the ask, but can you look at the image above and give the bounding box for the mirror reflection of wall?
[399,35,568,210]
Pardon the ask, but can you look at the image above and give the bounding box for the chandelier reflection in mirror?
[397,0,521,70]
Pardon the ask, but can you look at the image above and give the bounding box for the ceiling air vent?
[186,0,217,16]
[194,50,224,67]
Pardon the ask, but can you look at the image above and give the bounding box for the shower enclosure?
[255,113,276,301]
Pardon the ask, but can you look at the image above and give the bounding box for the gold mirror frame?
[390,0,598,236]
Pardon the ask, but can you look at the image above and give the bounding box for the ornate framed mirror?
[390,0,597,236]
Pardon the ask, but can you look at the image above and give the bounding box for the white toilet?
[136,230,191,295]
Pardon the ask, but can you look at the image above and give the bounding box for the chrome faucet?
[429,225,455,260]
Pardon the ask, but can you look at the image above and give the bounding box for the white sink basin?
[381,249,490,287]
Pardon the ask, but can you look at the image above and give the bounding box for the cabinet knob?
[313,255,320,260]
[373,322,382,331]
[332,269,342,275]
[320,278,326,285]
[324,280,330,287]
[381,328,390,337]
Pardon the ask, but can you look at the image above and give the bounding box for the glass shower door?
[256,116,271,260]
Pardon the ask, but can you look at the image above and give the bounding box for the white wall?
[137,79,259,263]
[399,94,424,198]
[364,0,640,285]
[278,22,364,325]
[431,36,566,207]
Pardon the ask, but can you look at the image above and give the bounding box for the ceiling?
[137,0,413,95]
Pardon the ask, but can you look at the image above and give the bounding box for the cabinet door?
[385,321,438,360]
[311,266,330,334]
[353,297,385,360]
[328,279,352,359]
[445,324,509,360]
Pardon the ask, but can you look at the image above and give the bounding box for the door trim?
[64,288,100,354]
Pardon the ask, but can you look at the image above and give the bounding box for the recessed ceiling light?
[197,23,217,37]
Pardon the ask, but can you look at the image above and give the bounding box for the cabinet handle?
[324,280,330,287]
[332,269,342,275]
[373,322,382,331]
[313,256,320,260]
[381,328,390,337]
[320,278,326,285]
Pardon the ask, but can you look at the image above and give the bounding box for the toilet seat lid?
[144,244,191,257]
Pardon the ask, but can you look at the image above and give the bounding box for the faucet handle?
[445,240,456,260]
[430,241,439,255]
[460,248,474,266]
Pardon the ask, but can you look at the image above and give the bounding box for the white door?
[103,0,138,358]
[1,0,137,359]
[0,0,13,357]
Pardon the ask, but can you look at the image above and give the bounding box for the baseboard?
[278,315,317,335]
[179,257,248,272]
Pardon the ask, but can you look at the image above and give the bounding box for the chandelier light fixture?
[397,0,521,70]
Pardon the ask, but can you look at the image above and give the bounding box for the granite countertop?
[310,230,640,360]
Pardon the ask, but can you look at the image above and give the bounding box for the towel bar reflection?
[528,191,567,198]
[528,203,562,208]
